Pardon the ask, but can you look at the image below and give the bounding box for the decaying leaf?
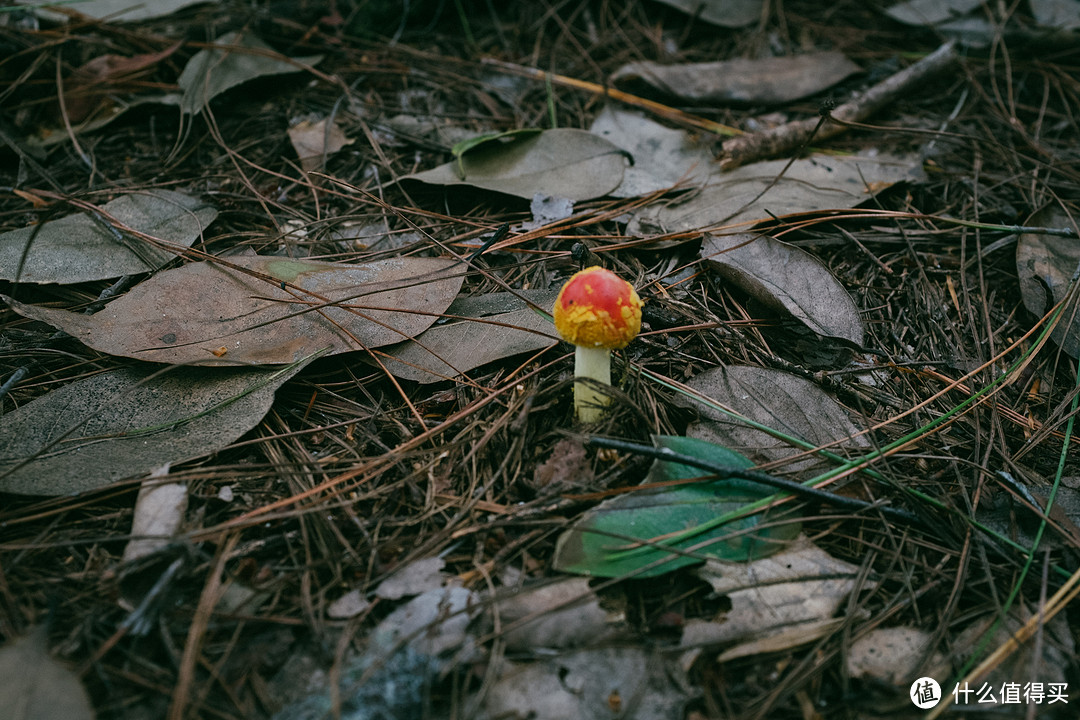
[483,578,618,651]
[0,362,307,496]
[402,128,628,202]
[553,435,802,578]
[846,627,949,686]
[651,0,762,28]
[611,52,861,105]
[37,0,214,22]
[589,107,716,198]
[380,290,558,383]
[478,648,688,720]
[0,626,94,720]
[374,557,448,600]
[287,117,353,172]
[702,232,865,345]
[0,190,216,284]
[624,153,923,236]
[62,42,183,123]
[1016,205,1080,357]
[121,464,187,564]
[1032,0,1080,29]
[681,536,872,657]
[2,255,463,365]
[885,0,984,25]
[178,31,322,115]
[684,365,870,472]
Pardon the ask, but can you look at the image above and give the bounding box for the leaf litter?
[0,189,216,284]
[3,4,1080,719]
[3,255,463,365]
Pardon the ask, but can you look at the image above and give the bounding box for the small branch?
[721,42,958,170]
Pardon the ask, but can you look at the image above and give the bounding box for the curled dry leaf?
[287,117,353,172]
[0,362,307,496]
[0,189,216,284]
[611,52,861,105]
[1016,205,1080,357]
[178,31,322,115]
[702,233,865,345]
[402,128,628,202]
[2,255,463,365]
[682,536,872,652]
[684,365,870,472]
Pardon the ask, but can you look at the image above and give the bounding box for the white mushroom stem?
[574,345,612,423]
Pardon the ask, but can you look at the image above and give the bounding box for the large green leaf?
[553,436,801,578]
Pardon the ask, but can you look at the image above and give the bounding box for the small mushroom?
[552,266,643,422]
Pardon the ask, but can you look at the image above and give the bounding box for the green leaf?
[553,435,801,578]
[450,128,543,178]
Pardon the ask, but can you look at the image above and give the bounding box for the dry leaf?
[885,0,984,25]
[2,255,463,366]
[0,190,216,284]
[61,42,182,123]
[178,31,322,115]
[287,118,353,172]
[589,107,716,199]
[375,557,448,600]
[479,648,687,720]
[846,627,949,686]
[381,290,557,382]
[484,578,617,651]
[1016,205,1080,357]
[625,153,923,236]
[121,465,187,564]
[402,128,628,202]
[702,232,865,345]
[0,363,306,496]
[37,0,213,22]
[0,626,94,720]
[681,536,871,653]
[611,53,861,105]
[651,0,762,28]
[684,365,870,472]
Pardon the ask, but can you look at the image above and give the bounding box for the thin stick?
[721,42,958,169]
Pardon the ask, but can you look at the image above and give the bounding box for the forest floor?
[2,1,1080,719]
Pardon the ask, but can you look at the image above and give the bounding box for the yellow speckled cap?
[553,266,642,349]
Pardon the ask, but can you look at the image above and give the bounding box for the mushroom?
[552,266,643,422]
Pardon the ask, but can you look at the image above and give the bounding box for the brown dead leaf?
[63,41,182,122]
[702,233,865,345]
[1016,205,1080,357]
[484,577,617,651]
[846,627,950,686]
[2,255,463,365]
[611,52,861,105]
[684,365,870,472]
[287,118,354,172]
[681,536,872,661]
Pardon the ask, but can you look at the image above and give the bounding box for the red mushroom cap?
[553,266,643,349]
